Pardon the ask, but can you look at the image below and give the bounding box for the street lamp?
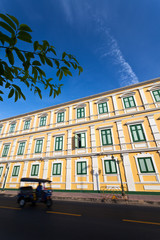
[111,154,125,197]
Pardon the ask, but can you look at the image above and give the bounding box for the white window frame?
[95,97,110,119]
[97,125,115,151]
[101,156,120,183]
[126,120,150,149]
[75,158,89,183]
[119,91,138,113]
[10,163,22,183]
[149,84,160,108]
[55,108,66,126]
[30,161,40,178]
[0,164,4,180]
[74,130,88,154]
[33,138,44,158]
[134,153,160,183]
[74,103,87,123]
[53,134,65,155]
[51,160,63,183]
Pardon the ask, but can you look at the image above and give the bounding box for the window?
[0,126,2,134]
[75,133,86,148]
[101,129,113,145]
[55,136,63,151]
[12,166,20,177]
[0,167,3,177]
[2,144,10,157]
[77,161,87,175]
[104,160,117,174]
[57,112,64,123]
[35,139,43,153]
[123,96,136,108]
[31,164,39,176]
[39,116,46,127]
[52,163,61,175]
[98,102,108,114]
[138,157,155,173]
[77,107,85,119]
[24,120,30,130]
[9,123,16,133]
[130,124,146,142]
[17,142,25,155]
[152,90,160,102]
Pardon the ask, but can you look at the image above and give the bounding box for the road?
[0,195,160,240]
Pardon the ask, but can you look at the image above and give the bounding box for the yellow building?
[0,77,160,193]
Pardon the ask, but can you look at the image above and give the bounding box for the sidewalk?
[1,190,160,206]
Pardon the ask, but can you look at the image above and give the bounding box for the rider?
[36,182,42,200]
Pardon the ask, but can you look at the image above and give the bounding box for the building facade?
[0,78,160,192]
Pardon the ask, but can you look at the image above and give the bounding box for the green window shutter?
[12,166,20,177]
[9,123,16,133]
[77,108,85,119]
[57,112,64,123]
[39,116,46,127]
[75,133,86,148]
[130,124,146,142]
[138,157,155,173]
[0,167,3,177]
[101,129,113,146]
[75,134,78,148]
[31,164,39,176]
[17,142,25,155]
[98,102,108,114]
[55,137,63,151]
[52,163,62,175]
[104,160,117,174]
[0,126,2,134]
[77,161,87,175]
[123,96,136,108]
[24,120,30,130]
[81,133,86,148]
[35,140,43,153]
[153,90,160,102]
[2,144,10,157]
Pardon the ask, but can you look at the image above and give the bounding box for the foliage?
[0,13,83,102]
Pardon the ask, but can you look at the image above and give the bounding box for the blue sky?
[0,0,160,119]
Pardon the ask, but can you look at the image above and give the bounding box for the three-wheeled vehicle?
[17,177,52,208]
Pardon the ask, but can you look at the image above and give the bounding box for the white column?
[50,110,54,128]
[69,106,72,125]
[22,161,28,178]
[66,158,71,190]
[115,120,126,150]
[139,88,149,109]
[92,156,100,191]
[3,122,8,136]
[46,133,52,157]
[17,119,22,134]
[43,160,49,179]
[27,136,33,158]
[67,130,72,155]
[122,153,135,191]
[89,101,94,120]
[90,126,97,153]
[147,115,160,147]
[9,139,17,159]
[112,95,119,115]
[32,115,37,131]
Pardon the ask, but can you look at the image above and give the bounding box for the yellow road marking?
[123,219,160,226]
[0,206,21,210]
[47,211,81,217]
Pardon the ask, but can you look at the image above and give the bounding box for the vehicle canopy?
[20,177,51,183]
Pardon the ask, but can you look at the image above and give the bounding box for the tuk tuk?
[17,177,52,208]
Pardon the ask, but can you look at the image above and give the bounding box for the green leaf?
[6,48,14,65]
[49,48,57,55]
[54,59,60,68]
[0,31,11,44]
[8,88,14,98]
[78,66,83,75]
[0,96,3,101]
[45,57,53,67]
[62,52,66,59]
[14,90,18,102]
[56,69,60,77]
[5,82,11,88]
[0,14,16,30]
[19,24,32,32]
[39,54,45,64]
[34,41,39,51]
[70,62,77,69]
[35,66,46,77]
[0,21,15,35]
[7,14,19,26]
[17,31,32,43]
[0,63,4,75]
[42,40,49,50]
[0,90,4,94]
[32,60,41,66]
[14,48,25,62]
[63,59,70,67]
[49,87,53,97]
[59,71,63,81]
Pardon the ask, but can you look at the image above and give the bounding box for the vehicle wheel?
[19,198,25,208]
[46,199,52,208]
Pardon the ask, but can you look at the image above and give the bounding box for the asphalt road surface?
[0,195,160,240]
